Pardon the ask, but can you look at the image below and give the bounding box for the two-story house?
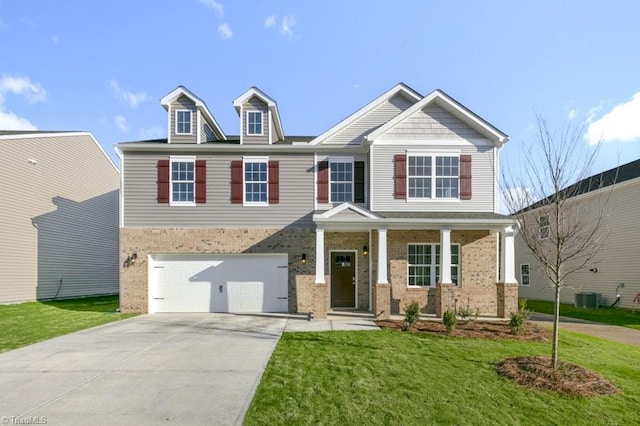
[117,83,518,318]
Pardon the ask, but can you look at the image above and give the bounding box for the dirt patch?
[376,319,619,396]
[375,319,551,342]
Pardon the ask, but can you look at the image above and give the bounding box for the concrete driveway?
[0,314,287,426]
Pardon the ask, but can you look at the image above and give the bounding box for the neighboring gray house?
[516,159,640,310]
[0,131,120,303]
[118,84,518,318]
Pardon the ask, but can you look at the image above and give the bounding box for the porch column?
[439,228,452,284]
[377,228,388,284]
[500,226,517,284]
[315,227,325,284]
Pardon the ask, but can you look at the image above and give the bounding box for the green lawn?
[526,299,640,330]
[0,295,138,353]
[245,330,640,425]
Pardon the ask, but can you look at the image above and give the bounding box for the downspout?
[115,146,124,229]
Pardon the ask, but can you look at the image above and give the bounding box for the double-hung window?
[170,157,195,204]
[247,111,263,135]
[175,110,192,135]
[408,243,460,287]
[520,264,530,286]
[539,215,550,239]
[330,158,353,202]
[408,155,459,199]
[244,157,268,204]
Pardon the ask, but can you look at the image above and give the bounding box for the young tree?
[502,115,613,369]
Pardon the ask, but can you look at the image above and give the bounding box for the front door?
[331,252,356,308]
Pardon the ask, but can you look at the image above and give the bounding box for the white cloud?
[281,15,296,39]
[109,80,149,108]
[198,0,223,16]
[0,111,37,130]
[140,126,164,140]
[114,115,129,132]
[586,93,640,145]
[568,109,577,120]
[217,23,233,40]
[264,15,277,28]
[0,75,47,104]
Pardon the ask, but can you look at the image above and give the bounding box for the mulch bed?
[375,319,620,397]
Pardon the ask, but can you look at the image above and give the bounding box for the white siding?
[0,134,120,302]
[322,93,415,146]
[371,141,496,212]
[516,179,640,309]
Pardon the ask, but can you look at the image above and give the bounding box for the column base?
[497,282,519,319]
[436,283,457,318]
[373,283,391,319]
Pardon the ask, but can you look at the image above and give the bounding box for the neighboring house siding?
[170,95,197,144]
[0,134,119,302]
[370,141,495,212]
[243,97,269,144]
[322,93,415,146]
[516,178,640,309]
[122,152,315,227]
[379,104,484,140]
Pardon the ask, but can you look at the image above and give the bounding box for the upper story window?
[175,110,192,135]
[407,243,459,287]
[244,158,268,204]
[539,215,550,239]
[247,111,263,135]
[170,157,195,205]
[330,158,353,203]
[408,155,459,199]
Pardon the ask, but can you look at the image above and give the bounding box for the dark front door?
[331,252,356,308]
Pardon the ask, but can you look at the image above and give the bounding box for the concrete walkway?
[284,315,380,332]
[530,313,640,346]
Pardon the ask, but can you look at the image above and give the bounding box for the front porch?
[309,203,519,320]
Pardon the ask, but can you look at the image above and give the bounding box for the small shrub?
[443,309,457,334]
[402,301,420,330]
[457,306,479,323]
[510,299,531,335]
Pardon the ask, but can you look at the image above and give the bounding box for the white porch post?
[439,228,452,284]
[377,228,388,284]
[315,227,325,284]
[500,226,517,284]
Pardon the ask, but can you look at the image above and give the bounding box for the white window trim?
[169,155,196,206]
[539,215,550,240]
[406,152,461,201]
[520,263,530,286]
[246,111,264,136]
[329,156,354,204]
[242,156,269,206]
[175,109,193,135]
[407,243,460,288]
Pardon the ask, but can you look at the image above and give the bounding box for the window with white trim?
[170,157,195,204]
[408,243,460,287]
[539,215,550,239]
[520,264,530,286]
[244,157,268,204]
[247,111,263,135]
[330,158,353,202]
[408,155,459,199]
[175,110,192,135]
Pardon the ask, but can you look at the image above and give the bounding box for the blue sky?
[2,0,640,180]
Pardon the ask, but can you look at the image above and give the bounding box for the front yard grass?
[0,295,138,353]
[526,299,640,330]
[245,330,640,425]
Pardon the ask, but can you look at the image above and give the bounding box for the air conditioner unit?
[575,292,600,308]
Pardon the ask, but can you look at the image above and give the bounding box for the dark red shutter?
[195,160,206,204]
[394,154,406,199]
[268,161,279,204]
[231,160,243,203]
[157,160,170,203]
[354,161,365,203]
[460,155,472,200]
[317,161,329,203]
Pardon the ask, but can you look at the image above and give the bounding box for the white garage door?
[149,254,288,313]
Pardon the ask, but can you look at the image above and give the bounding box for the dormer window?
[247,111,263,135]
[176,110,192,135]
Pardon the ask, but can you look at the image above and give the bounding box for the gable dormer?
[233,87,284,144]
[160,86,226,144]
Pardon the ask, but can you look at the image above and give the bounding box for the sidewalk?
[283,313,380,332]
[530,313,640,346]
